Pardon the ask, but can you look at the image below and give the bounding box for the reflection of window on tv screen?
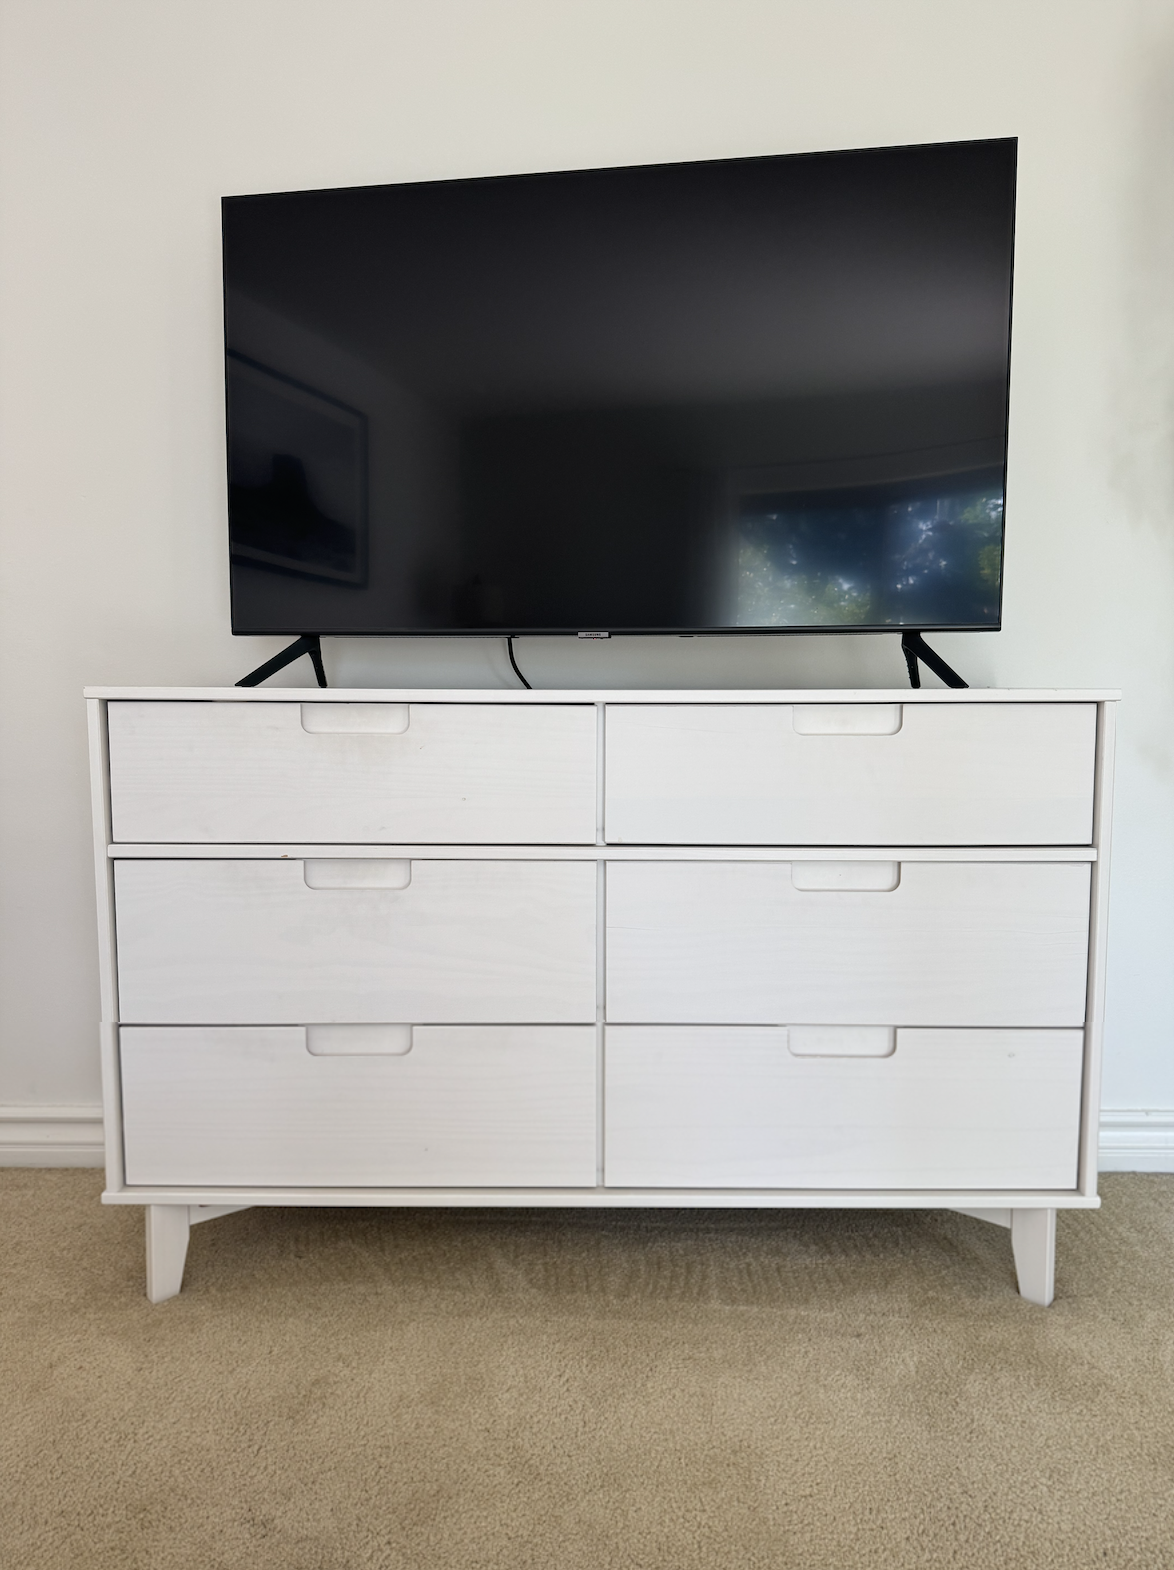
[735,476,1003,630]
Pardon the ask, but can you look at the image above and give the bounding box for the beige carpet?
[2,1173,1173,1569]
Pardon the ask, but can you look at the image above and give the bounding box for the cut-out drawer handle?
[787,1026,896,1058]
[791,861,900,892]
[792,704,902,736]
[304,860,412,890]
[301,703,410,734]
[306,1024,414,1056]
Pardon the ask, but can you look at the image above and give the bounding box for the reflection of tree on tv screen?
[230,455,359,579]
[736,478,1003,629]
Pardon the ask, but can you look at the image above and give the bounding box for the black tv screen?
[223,139,1015,636]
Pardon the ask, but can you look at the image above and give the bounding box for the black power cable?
[506,635,531,689]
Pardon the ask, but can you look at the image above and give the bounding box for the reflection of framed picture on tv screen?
[226,353,367,588]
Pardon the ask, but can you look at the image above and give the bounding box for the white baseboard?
[1097,1111,1174,1173]
[1,1106,1172,1174]
[0,1106,104,1167]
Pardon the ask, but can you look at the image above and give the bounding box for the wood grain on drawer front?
[114,859,597,1023]
[605,861,1090,1026]
[604,1027,1083,1189]
[604,703,1097,845]
[107,701,597,843]
[121,1026,597,1187]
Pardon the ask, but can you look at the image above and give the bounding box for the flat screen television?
[223,138,1015,645]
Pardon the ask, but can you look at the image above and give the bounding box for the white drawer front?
[604,703,1097,845]
[108,701,598,843]
[115,859,597,1023]
[605,1027,1083,1189]
[605,861,1090,1026]
[121,1026,597,1187]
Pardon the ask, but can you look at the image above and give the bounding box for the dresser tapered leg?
[146,1205,191,1303]
[1011,1207,1056,1306]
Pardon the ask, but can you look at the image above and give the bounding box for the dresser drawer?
[605,860,1091,1026]
[121,1025,597,1187]
[605,1027,1083,1189]
[115,859,597,1023]
[604,703,1097,845]
[107,701,598,843]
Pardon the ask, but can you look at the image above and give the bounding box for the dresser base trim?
[104,1186,1100,1209]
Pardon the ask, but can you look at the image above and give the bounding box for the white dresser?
[86,687,1117,1305]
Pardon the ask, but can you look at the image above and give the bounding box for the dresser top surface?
[85,686,1120,704]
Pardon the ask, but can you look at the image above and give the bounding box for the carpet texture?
[2,1172,1172,1569]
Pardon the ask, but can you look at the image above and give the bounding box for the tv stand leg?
[900,631,968,690]
[902,635,922,688]
[236,634,327,688]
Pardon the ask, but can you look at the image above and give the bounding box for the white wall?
[2,0,1172,1140]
